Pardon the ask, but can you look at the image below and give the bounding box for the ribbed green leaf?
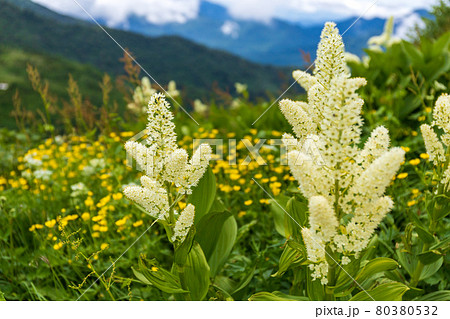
[418,290,450,301]
[196,211,237,277]
[133,259,188,294]
[350,282,409,301]
[188,167,216,224]
[183,242,210,300]
[249,291,309,301]
[272,241,304,277]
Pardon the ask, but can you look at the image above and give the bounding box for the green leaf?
[402,41,424,66]
[334,258,398,297]
[333,258,361,295]
[182,242,210,300]
[232,264,257,295]
[269,195,290,237]
[418,290,450,301]
[272,241,305,277]
[430,236,450,251]
[196,211,237,277]
[188,167,216,224]
[418,250,443,265]
[132,268,151,286]
[415,225,435,244]
[419,257,443,281]
[306,268,324,301]
[0,290,5,301]
[354,257,399,283]
[133,259,188,294]
[249,291,309,301]
[285,197,308,239]
[174,227,196,266]
[350,283,409,301]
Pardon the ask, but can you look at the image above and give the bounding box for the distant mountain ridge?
[105,1,430,66]
[0,0,296,100]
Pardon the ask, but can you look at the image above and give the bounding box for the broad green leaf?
[333,258,361,296]
[419,257,443,280]
[397,249,417,276]
[354,257,398,283]
[350,282,409,301]
[269,195,290,237]
[132,268,151,285]
[402,41,424,66]
[133,259,188,294]
[174,227,196,266]
[272,241,304,277]
[415,225,435,244]
[334,258,398,297]
[249,291,309,301]
[188,167,216,224]
[183,242,210,300]
[0,290,5,301]
[431,32,450,57]
[285,197,308,239]
[306,268,324,301]
[196,211,237,277]
[418,250,443,265]
[418,290,450,301]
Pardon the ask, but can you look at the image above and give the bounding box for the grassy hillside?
[0,47,110,129]
[0,0,295,100]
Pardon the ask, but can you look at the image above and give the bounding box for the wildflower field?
[0,7,449,302]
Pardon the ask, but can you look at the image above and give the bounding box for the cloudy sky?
[31,0,434,26]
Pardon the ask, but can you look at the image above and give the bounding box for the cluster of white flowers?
[127,77,157,114]
[171,204,195,242]
[421,94,450,188]
[33,169,53,181]
[82,158,106,176]
[70,182,89,197]
[124,93,212,240]
[193,99,208,115]
[128,78,181,114]
[281,22,405,284]
[367,17,400,51]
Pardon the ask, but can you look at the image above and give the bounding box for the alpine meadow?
[0,0,450,303]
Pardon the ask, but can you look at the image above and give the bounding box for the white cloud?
[32,0,200,26]
[395,13,425,39]
[31,0,435,26]
[221,20,240,38]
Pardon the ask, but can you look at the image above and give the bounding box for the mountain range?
[0,0,297,105]
[75,1,429,66]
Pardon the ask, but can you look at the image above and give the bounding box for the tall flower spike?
[432,93,450,135]
[280,22,404,284]
[357,126,390,168]
[308,196,338,242]
[172,204,195,242]
[124,93,212,220]
[146,93,177,153]
[279,99,316,142]
[420,124,445,164]
[123,176,169,219]
[314,22,347,85]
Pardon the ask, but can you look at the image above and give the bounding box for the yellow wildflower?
[133,220,144,227]
[45,220,56,228]
[397,172,408,179]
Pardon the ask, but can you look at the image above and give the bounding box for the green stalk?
[177,265,191,301]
